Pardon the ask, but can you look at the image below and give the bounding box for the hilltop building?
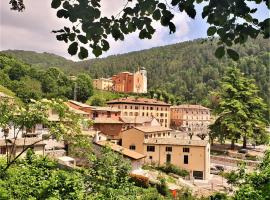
[93,68,147,93]
[107,97,171,127]
[93,78,113,91]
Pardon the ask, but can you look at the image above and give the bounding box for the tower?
[140,67,147,93]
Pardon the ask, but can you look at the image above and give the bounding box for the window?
[135,106,139,110]
[147,146,155,152]
[142,112,145,116]
[125,105,127,109]
[183,147,190,153]
[129,112,133,116]
[129,145,136,150]
[143,106,145,110]
[149,156,153,159]
[0,147,6,155]
[135,112,139,116]
[184,155,189,164]
[145,135,148,139]
[150,107,153,110]
[193,171,203,180]
[166,146,172,152]
[130,106,133,109]
[166,154,171,163]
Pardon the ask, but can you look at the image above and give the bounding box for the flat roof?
[120,116,154,124]
[134,126,172,133]
[144,138,208,147]
[94,118,123,124]
[107,97,171,106]
[95,140,146,160]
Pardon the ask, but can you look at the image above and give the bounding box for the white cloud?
[0,0,191,60]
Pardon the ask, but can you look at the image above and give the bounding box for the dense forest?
[1,37,269,107]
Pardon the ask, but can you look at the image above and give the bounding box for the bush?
[156,178,170,197]
[157,163,189,177]
[130,174,150,188]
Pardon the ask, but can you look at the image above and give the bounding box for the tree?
[88,95,106,106]
[210,66,268,149]
[84,147,136,199]
[223,149,270,200]
[8,0,269,59]
[75,73,93,102]
[0,98,85,171]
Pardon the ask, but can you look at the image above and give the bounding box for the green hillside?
[1,37,269,107]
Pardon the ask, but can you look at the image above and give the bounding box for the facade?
[170,105,211,131]
[107,97,171,127]
[121,126,210,180]
[93,136,146,171]
[93,78,113,91]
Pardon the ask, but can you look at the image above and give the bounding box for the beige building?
[120,116,160,131]
[107,97,171,127]
[170,105,211,131]
[121,126,210,180]
[93,78,113,91]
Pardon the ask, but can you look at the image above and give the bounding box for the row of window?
[173,110,210,115]
[144,132,171,139]
[146,146,190,153]
[148,154,189,164]
[118,105,169,111]
[123,112,168,118]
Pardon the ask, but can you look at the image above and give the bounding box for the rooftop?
[107,97,171,106]
[171,104,210,110]
[135,126,172,133]
[94,118,123,124]
[68,100,91,108]
[91,106,120,112]
[144,138,208,146]
[95,140,146,160]
[120,116,155,124]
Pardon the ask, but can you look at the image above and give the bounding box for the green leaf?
[57,9,68,18]
[153,9,161,20]
[227,49,239,61]
[77,35,88,44]
[78,47,88,59]
[207,26,217,36]
[171,0,180,6]
[158,3,166,10]
[215,46,225,59]
[92,46,102,57]
[185,6,196,19]
[168,22,176,33]
[68,42,78,56]
[51,0,61,9]
[101,39,110,51]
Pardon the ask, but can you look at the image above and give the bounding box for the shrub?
[157,163,189,177]
[156,178,170,197]
[130,174,150,188]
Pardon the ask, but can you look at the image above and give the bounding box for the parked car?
[215,165,225,171]
[238,148,248,154]
[210,167,220,175]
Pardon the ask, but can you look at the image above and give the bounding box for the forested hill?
[1,37,269,106]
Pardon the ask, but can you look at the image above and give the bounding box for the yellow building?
[93,78,113,91]
[121,126,210,180]
[107,97,171,127]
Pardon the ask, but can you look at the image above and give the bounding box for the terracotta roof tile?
[107,97,171,106]
[95,140,146,160]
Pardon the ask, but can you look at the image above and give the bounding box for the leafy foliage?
[209,66,269,149]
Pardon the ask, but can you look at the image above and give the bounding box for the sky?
[0,0,268,61]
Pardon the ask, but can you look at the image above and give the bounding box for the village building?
[67,100,121,120]
[0,138,46,158]
[93,78,114,91]
[93,134,146,171]
[107,97,171,127]
[170,105,211,132]
[120,116,160,131]
[121,126,210,180]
